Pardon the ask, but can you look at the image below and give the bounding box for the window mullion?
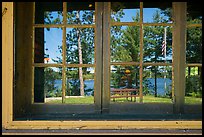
[62,2,67,103]
[31,2,35,103]
[139,2,144,103]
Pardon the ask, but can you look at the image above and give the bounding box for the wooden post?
[172,2,187,114]
[15,3,34,115]
[94,2,103,113]
[102,2,111,113]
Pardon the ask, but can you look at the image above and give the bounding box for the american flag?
[162,40,166,56]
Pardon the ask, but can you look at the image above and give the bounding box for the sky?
[43,8,170,64]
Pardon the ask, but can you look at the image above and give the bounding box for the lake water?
[54,78,172,96]
[54,79,94,90]
[146,78,172,95]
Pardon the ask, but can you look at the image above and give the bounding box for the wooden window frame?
[2,2,202,129]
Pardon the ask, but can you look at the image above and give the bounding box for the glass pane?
[185,67,202,104]
[143,2,172,23]
[35,28,63,64]
[143,26,172,63]
[111,2,140,22]
[34,67,62,103]
[187,2,202,24]
[67,2,95,24]
[186,27,202,63]
[65,67,95,104]
[66,28,95,64]
[111,26,140,62]
[35,2,63,24]
[143,66,172,103]
[110,65,140,102]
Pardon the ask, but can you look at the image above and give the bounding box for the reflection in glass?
[111,2,140,22]
[143,66,172,103]
[35,2,63,24]
[111,26,140,62]
[66,28,95,64]
[67,2,95,24]
[186,27,202,63]
[34,67,62,103]
[143,2,172,23]
[143,26,172,63]
[34,28,63,64]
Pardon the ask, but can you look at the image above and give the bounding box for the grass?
[143,95,202,104]
[46,95,202,104]
[64,96,94,104]
[143,95,172,103]
[184,96,202,104]
[46,96,94,104]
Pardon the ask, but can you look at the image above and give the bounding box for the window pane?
[34,28,63,64]
[111,26,140,62]
[143,2,172,23]
[65,67,95,104]
[185,67,202,104]
[111,2,140,22]
[110,65,140,103]
[35,2,63,24]
[34,67,62,103]
[187,2,202,24]
[143,26,172,63]
[66,28,95,64]
[186,27,202,63]
[67,2,95,24]
[143,66,172,103]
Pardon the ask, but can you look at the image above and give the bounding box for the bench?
[110,88,139,102]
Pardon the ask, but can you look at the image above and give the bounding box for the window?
[108,2,174,114]
[3,2,200,126]
[184,2,202,105]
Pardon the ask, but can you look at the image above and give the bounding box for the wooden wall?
[2,2,14,127]
[14,3,33,118]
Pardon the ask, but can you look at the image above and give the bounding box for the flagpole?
[164,27,167,93]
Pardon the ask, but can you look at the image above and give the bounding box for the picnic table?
[110,88,138,102]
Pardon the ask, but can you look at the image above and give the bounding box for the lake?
[54,78,172,96]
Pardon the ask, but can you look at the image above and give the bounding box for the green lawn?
[46,96,94,104]
[46,95,202,104]
[143,95,202,104]
[184,96,202,104]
